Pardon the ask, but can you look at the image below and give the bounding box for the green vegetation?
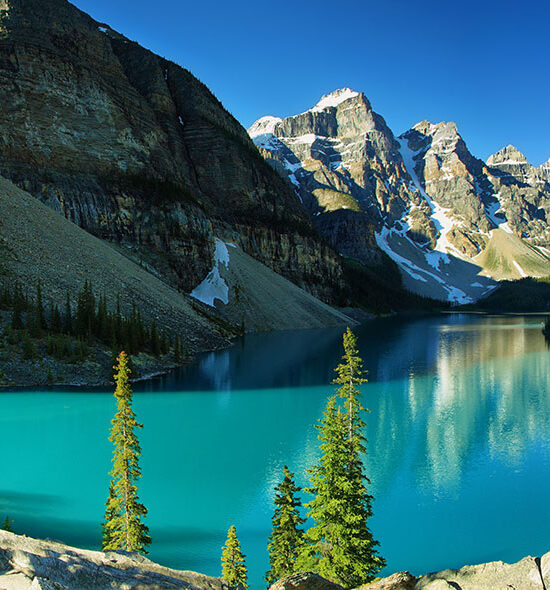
[296,328,384,587]
[265,466,305,585]
[341,255,448,314]
[2,515,12,532]
[221,525,248,589]
[102,351,151,553]
[0,279,184,370]
[462,277,550,312]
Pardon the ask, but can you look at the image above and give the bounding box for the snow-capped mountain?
[249,89,550,303]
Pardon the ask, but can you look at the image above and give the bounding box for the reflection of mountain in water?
[366,314,550,494]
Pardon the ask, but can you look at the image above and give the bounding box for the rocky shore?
[0,530,547,590]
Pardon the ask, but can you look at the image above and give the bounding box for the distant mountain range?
[249,89,550,303]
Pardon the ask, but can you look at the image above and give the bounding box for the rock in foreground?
[2,530,549,590]
[0,530,227,590]
[272,552,550,590]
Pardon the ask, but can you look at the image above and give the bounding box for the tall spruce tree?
[102,351,151,553]
[297,328,385,588]
[265,466,305,585]
[3,515,12,532]
[221,525,248,589]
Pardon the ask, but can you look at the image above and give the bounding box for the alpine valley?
[249,89,550,304]
[0,0,549,389]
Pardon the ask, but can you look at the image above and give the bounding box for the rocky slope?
[0,0,345,304]
[250,90,550,303]
[0,175,352,387]
[1,530,548,590]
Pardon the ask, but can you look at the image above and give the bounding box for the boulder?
[415,554,543,589]
[357,571,416,589]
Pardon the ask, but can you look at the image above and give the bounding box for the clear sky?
[73,0,549,165]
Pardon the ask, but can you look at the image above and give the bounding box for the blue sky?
[73,0,549,165]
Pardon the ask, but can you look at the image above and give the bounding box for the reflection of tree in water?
[364,316,550,494]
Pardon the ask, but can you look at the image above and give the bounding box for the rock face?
[250,89,415,267]
[0,174,352,387]
[0,0,344,303]
[250,90,550,303]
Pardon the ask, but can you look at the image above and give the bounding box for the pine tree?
[297,329,385,588]
[102,481,117,549]
[3,515,12,532]
[221,525,248,589]
[102,351,151,553]
[265,466,305,585]
[64,291,73,335]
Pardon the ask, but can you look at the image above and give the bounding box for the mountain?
[250,89,550,303]
[0,0,345,307]
[0,175,355,385]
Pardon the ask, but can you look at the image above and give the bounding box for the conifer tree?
[297,329,385,588]
[265,466,305,585]
[221,525,248,589]
[102,481,117,549]
[3,515,12,532]
[64,291,72,335]
[102,351,151,553]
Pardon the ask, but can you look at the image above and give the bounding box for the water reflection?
[2,314,550,585]
[365,314,550,494]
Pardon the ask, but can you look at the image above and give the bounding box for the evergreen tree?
[221,525,248,589]
[31,279,46,336]
[297,329,385,588]
[64,291,73,335]
[102,351,151,553]
[102,481,117,549]
[150,321,160,357]
[333,328,369,445]
[11,303,23,330]
[3,515,12,532]
[265,466,305,585]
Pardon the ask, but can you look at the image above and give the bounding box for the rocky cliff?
[0,0,344,303]
[0,173,353,387]
[250,90,550,303]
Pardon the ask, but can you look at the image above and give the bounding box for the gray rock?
[356,571,416,589]
[415,555,543,590]
[0,530,229,590]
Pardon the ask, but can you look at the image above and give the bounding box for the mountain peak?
[309,88,361,113]
[248,116,282,138]
[411,120,459,137]
[487,145,528,166]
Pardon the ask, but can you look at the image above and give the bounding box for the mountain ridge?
[249,88,550,303]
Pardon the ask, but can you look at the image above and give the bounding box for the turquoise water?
[2,314,550,587]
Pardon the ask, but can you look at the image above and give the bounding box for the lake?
[1,313,550,588]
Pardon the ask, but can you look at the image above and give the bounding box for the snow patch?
[98,26,108,33]
[486,200,513,233]
[310,88,359,112]
[248,116,282,138]
[398,137,464,264]
[512,261,528,278]
[190,239,231,307]
[375,227,473,304]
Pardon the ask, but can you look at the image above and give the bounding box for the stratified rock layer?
[0,0,344,303]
